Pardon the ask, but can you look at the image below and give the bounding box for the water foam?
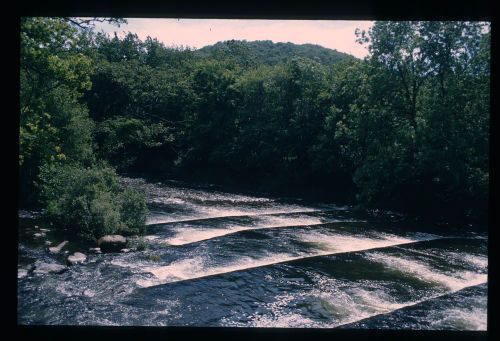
[226,278,411,328]
[145,208,325,226]
[231,266,487,329]
[429,302,487,330]
[365,252,487,291]
[133,231,433,287]
[154,215,326,245]
[449,253,488,270]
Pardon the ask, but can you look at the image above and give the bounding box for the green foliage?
[20,18,490,225]
[196,40,354,67]
[20,17,149,239]
[135,237,148,251]
[38,163,148,240]
[349,21,490,218]
[95,117,173,171]
[148,254,162,262]
[20,17,97,205]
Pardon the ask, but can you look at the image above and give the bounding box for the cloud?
[94,19,374,58]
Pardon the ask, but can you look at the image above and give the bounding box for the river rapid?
[17,177,488,329]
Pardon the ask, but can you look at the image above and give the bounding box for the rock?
[18,269,28,279]
[89,247,102,254]
[40,228,50,232]
[120,248,131,253]
[97,235,127,253]
[33,262,67,275]
[49,241,68,254]
[34,225,39,229]
[45,241,52,246]
[83,289,95,297]
[67,252,87,266]
[33,232,45,238]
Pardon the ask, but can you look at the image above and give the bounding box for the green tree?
[20,17,95,204]
[352,21,489,219]
[20,17,149,237]
[39,163,148,240]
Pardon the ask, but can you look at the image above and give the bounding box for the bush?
[148,254,161,262]
[38,162,148,240]
[135,237,148,251]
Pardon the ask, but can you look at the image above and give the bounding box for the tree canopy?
[20,18,490,229]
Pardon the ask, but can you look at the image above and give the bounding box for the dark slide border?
[14,1,494,340]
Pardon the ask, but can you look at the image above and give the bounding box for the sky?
[92,19,374,58]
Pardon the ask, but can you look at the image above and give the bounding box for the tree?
[352,21,489,219]
[20,17,149,236]
[20,17,95,204]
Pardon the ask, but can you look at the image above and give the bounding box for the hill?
[195,40,356,66]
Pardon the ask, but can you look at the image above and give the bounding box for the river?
[17,176,488,329]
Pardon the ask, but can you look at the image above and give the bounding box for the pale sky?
[92,19,374,58]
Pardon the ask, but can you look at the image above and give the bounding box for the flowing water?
[17,177,488,329]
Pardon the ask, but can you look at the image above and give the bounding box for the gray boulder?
[18,269,29,279]
[67,252,87,266]
[97,235,127,253]
[49,241,68,254]
[33,262,67,275]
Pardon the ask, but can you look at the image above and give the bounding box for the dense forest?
[20,18,490,240]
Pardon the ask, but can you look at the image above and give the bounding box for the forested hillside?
[20,18,490,240]
[195,40,355,66]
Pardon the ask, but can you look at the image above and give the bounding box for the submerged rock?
[97,235,127,253]
[32,262,67,275]
[49,241,68,254]
[67,252,87,266]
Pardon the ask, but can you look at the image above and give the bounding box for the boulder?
[33,262,67,275]
[67,252,87,266]
[18,269,28,279]
[89,247,102,254]
[49,241,68,254]
[97,235,127,253]
[120,248,131,253]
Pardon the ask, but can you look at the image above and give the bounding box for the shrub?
[38,162,148,240]
[148,254,161,262]
[135,237,148,251]
[117,188,149,235]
